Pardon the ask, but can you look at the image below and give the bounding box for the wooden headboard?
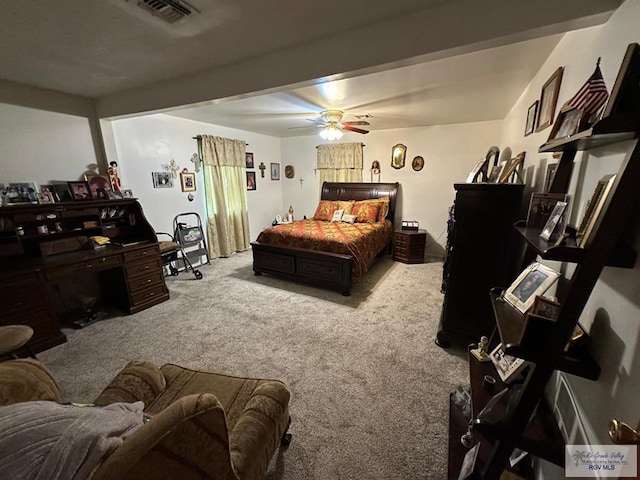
[321,182,399,224]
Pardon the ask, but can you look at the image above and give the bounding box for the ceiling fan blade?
[305,118,327,125]
[343,125,369,134]
[342,121,370,126]
[288,124,325,130]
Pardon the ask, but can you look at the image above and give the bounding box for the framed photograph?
[4,182,39,205]
[547,106,586,141]
[108,190,123,200]
[180,171,196,192]
[577,174,616,247]
[284,165,295,179]
[498,151,525,184]
[84,173,111,200]
[543,163,558,193]
[489,343,527,384]
[526,192,567,229]
[246,171,256,191]
[152,172,173,188]
[536,67,564,132]
[121,189,134,198]
[270,163,280,180]
[67,181,93,200]
[465,158,488,183]
[487,163,504,183]
[40,185,60,202]
[540,201,568,241]
[412,155,425,172]
[245,152,254,169]
[504,262,560,314]
[525,100,538,136]
[531,295,561,321]
[36,191,55,204]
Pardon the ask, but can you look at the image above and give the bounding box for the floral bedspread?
[255,219,393,282]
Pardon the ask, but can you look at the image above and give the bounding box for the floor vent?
[137,0,199,23]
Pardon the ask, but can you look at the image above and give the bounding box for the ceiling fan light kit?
[319,125,343,141]
[312,110,370,140]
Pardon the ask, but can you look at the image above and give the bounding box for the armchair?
[0,359,291,480]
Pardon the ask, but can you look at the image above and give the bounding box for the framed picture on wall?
[152,172,173,188]
[525,100,538,136]
[536,67,564,132]
[180,170,196,192]
[271,163,280,180]
[247,171,256,191]
[245,152,254,169]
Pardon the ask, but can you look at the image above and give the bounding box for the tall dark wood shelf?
[449,43,640,479]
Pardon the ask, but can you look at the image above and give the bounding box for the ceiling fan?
[297,110,370,139]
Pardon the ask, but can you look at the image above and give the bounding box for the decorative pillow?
[331,209,344,222]
[352,201,380,223]
[359,197,390,222]
[335,201,355,215]
[313,201,338,221]
[341,214,357,224]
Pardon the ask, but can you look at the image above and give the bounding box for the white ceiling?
[0,0,623,137]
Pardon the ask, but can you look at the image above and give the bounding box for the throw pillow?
[335,200,356,215]
[331,209,344,222]
[352,201,380,223]
[313,201,338,221]
[359,197,390,222]
[341,214,357,224]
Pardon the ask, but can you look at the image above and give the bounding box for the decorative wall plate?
[285,165,295,179]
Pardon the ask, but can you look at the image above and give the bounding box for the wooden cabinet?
[449,44,640,478]
[437,183,524,348]
[0,199,169,353]
[393,229,426,263]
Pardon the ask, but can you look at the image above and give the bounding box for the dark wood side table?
[393,229,427,264]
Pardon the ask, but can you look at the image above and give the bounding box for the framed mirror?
[391,144,406,169]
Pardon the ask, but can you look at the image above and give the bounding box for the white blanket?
[0,400,145,480]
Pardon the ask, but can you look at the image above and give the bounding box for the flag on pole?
[566,59,609,115]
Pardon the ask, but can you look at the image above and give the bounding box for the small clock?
[285,165,295,179]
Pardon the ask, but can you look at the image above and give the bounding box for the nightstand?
[393,229,427,264]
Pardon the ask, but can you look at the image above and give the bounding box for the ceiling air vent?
[136,0,199,23]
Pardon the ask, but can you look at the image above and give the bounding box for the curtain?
[317,142,363,188]
[200,135,250,258]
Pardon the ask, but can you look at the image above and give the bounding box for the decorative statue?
[471,335,491,362]
[108,161,122,192]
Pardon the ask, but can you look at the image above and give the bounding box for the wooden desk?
[0,199,169,353]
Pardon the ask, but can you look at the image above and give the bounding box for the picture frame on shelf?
[152,171,173,188]
[67,181,93,200]
[577,174,617,247]
[180,171,196,192]
[246,171,256,191]
[465,158,489,183]
[543,163,558,193]
[84,173,111,200]
[108,190,123,200]
[547,106,586,142]
[498,151,525,184]
[4,182,39,205]
[536,67,564,132]
[245,152,254,169]
[539,200,568,241]
[36,191,55,204]
[526,192,567,229]
[489,343,527,384]
[487,163,504,183]
[40,185,60,202]
[601,43,640,120]
[504,262,560,314]
[121,189,134,198]
[531,295,561,321]
[525,100,538,136]
[271,163,280,181]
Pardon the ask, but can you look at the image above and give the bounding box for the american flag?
[566,62,609,115]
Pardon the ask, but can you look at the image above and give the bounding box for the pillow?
[341,214,357,224]
[313,201,338,221]
[352,201,380,224]
[331,209,344,222]
[359,197,390,222]
[335,200,355,215]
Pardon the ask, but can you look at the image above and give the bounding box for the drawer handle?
[100,257,107,263]
[146,279,152,284]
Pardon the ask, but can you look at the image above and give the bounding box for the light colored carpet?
[39,250,468,479]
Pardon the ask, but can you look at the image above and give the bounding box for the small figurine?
[471,335,491,362]
[108,161,122,192]
[288,205,294,222]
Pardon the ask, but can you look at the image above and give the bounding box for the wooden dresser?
[0,199,169,352]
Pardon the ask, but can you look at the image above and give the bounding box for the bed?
[251,182,399,295]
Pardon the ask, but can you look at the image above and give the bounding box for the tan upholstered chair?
[0,359,291,480]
